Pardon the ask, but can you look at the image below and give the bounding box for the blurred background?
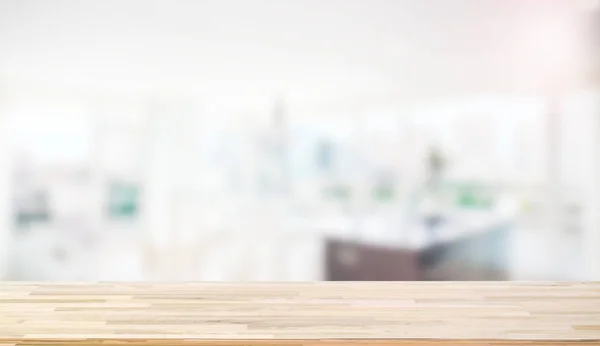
[0,0,599,282]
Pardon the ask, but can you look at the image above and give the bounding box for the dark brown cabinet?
[326,226,510,281]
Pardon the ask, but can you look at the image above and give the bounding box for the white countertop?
[290,210,511,250]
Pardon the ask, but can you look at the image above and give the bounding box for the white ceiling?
[0,0,585,106]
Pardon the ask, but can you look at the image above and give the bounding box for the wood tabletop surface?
[1,282,599,345]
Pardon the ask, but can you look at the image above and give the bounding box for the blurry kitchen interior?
[1,0,600,282]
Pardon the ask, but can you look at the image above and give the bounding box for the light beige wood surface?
[1,282,599,345]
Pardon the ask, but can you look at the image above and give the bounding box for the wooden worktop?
[1,282,599,345]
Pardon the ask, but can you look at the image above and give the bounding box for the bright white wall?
[0,0,583,106]
[0,89,10,279]
[565,90,600,279]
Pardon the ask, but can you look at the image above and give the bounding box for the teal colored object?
[108,182,140,219]
[456,184,493,209]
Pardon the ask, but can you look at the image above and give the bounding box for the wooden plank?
[1,282,599,345]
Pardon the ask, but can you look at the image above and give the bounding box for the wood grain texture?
[1,282,599,345]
